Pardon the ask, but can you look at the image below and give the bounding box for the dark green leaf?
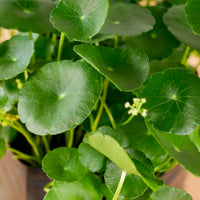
[126,6,180,60]
[0,87,8,109]
[139,68,200,135]
[74,44,149,91]
[0,35,34,80]
[119,116,169,169]
[78,142,108,173]
[100,2,155,36]
[42,147,88,181]
[34,36,54,60]
[18,60,102,135]
[87,131,162,190]
[0,0,56,33]
[185,0,200,35]
[164,5,200,51]
[97,126,129,148]
[104,161,147,199]
[0,138,6,160]
[44,174,103,200]
[149,185,192,200]
[147,122,200,177]
[150,60,184,76]
[50,0,109,41]
[189,126,200,152]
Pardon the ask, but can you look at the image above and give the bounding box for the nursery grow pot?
[0,150,50,200]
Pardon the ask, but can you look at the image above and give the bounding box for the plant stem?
[119,115,134,126]
[67,129,74,147]
[99,96,116,129]
[154,157,172,172]
[114,35,118,48]
[44,181,54,193]
[181,46,190,68]
[89,37,93,45]
[89,114,94,131]
[92,79,109,131]
[51,33,57,46]
[146,0,151,6]
[7,146,41,166]
[5,119,41,160]
[57,32,65,62]
[42,136,50,152]
[112,171,126,200]
[24,69,28,81]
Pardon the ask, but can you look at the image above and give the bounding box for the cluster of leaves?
[0,0,200,199]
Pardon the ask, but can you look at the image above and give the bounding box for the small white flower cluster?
[124,98,147,117]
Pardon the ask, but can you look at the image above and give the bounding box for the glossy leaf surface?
[0,138,6,160]
[50,0,109,41]
[0,0,56,33]
[149,185,192,200]
[139,68,200,135]
[100,2,155,36]
[44,175,103,200]
[0,87,8,109]
[104,161,147,199]
[87,131,162,190]
[150,60,184,76]
[18,60,102,135]
[185,0,200,36]
[42,147,88,181]
[74,44,149,91]
[126,6,180,60]
[0,35,34,80]
[164,5,200,51]
[147,122,200,177]
[78,142,107,173]
[119,116,169,169]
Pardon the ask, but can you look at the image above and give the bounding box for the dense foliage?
[0,0,199,199]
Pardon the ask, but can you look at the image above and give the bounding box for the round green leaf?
[126,6,180,60]
[78,142,108,173]
[139,68,200,135]
[105,161,147,199]
[0,35,34,80]
[164,5,200,51]
[0,87,8,109]
[0,138,6,160]
[18,60,102,135]
[50,0,109,41]
[74,44,149,91]
[147,122,200,176]
[185,0,200,35]
[150,60,184,76]
[149,186,192,200]
[42,147,88,181]
[44,175,103,200]
[119,116,169,169]
[100,2,155,36]
[0,0,56,33]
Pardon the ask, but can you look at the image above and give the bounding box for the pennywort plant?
[0,0,200,199]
